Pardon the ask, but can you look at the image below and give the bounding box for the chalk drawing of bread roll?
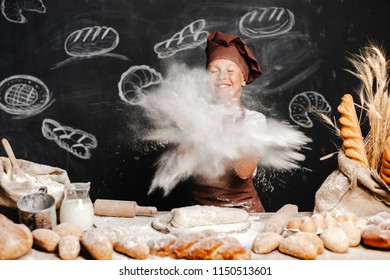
[118,65,162,104]
[154,19,209,58]
[65,26,119,57]
[380,136,390,185]
[289,91,331,128]
[239,7,295,38]
[337,93,369,168]
[42,118,98,160]
[1,0,46,23]
[0,74,52,117]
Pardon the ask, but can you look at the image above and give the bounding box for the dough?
[169,205,249,228]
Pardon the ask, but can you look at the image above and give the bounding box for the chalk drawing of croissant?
[289,91,331,128]
[118,65,162,104]
[154,19,209,58]
[41,118,98,160]
[1,0,46,23]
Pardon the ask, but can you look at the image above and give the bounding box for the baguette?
[337,94,369,168]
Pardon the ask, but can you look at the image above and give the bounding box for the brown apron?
[191,169,265,213]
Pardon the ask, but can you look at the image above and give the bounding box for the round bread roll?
[299,218,318,233]
[286,217,303,230]
[320,227,349,253]
[361,224,390,249]
[338,222,361,247]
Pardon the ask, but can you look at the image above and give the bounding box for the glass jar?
[59,182,94,231]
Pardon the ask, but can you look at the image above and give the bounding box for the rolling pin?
[93,199,157,218]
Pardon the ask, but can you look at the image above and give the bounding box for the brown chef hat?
[205,30,261,84]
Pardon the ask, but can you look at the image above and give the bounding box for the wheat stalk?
[345,44,390,170]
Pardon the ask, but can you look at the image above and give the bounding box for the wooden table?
[16,212,390,260]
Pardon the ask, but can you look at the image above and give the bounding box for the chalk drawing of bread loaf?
[65,26,119,57]
[41,118,98,160]
[0,74,52,117]
[379,136,390,185]
[337,93,369,168]
[239,7,295,38]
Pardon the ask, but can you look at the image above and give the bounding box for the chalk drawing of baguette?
[41,118,98,160]
[154,19,209,58]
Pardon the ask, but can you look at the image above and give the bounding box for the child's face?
[207,59,245,106]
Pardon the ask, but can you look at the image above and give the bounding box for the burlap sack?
[0,157,70,209]
[314,151,390,216]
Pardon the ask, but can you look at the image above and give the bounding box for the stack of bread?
[148,229,250,260]
[252,210,366,260]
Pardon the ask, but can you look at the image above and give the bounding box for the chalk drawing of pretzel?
[154,19,209,58]
[1,0,46,23]
[239,7,295,38]
[289,91,332,128]
[41,118,98,160]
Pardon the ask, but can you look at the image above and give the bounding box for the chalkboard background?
[0,0,388,212]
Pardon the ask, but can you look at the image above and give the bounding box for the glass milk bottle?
[60,182,94,231]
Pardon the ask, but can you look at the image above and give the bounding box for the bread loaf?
[0,214,33,260]
[337,93,369,168]
[32,228,60,252]
[114,235,150,259]
[212,243,251,260]
[278,234,318,260]
[148,235,177,257]
[58,235,81,260]
[169,231,216,259]
[81,228,113,260]
[379,136,390,185]
[295,232,324,254]
[187,236,224,260]
[252,232,283,254]
[53,222,84,238]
